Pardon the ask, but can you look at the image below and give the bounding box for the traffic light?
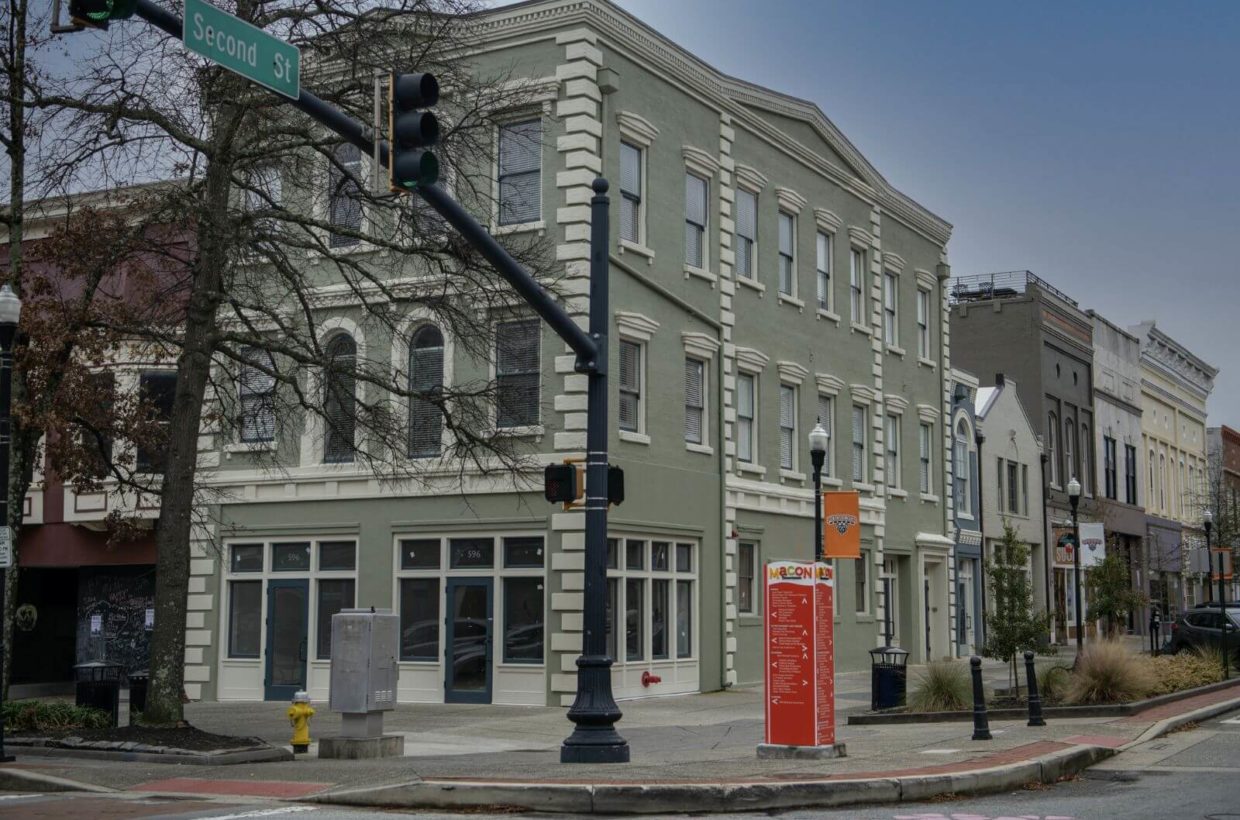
[68,0,136,29]
[608,465,625,506]
[544,463,582,506]
[388,72,440,192]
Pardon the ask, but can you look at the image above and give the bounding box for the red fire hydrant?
[641,670,662,688]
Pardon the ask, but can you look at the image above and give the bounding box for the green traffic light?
[394,150,439,189]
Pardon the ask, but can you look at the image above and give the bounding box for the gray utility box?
[329,609,399,715]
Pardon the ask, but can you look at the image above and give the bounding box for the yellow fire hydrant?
[287,690,315,754]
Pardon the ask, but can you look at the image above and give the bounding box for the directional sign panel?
[183,0,300,99]
[764,560,836,748]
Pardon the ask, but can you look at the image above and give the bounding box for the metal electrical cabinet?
[328,609,399,715]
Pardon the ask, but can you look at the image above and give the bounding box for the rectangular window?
[228,581,261,658]
[619,141,642,244]
[503,536,544,568]
[685,172,708,269]
[850,248,866,324]
[778,212,795,296]
[496,319,540,428]
[399,538,441,570]
[917,289,931,359]
[78,371,115,478]
[136,371,176,473]
[319,541,356,571]
[684,357,705,445]
[676,579,693,658]
[503,577,544,663]
[626,578,644,661]
[1104,436,1118,500]
[239,347,276,443]
[735,189,756,279]
[626,539,645,570]
[676,542,693,573]
[737,372,756,463]
[883,271,898,346]
[316,579,355,659]
[779,384,797,470]
[852,404,867,483]
[606,577,618,661]
[1125,444,1138,504]
[1008,461,1020,514]
[399,578,439,661]
[618,340,642,433]
[919,423,933,494]
[230,544,263,573]
[272,542,311,572]
[886,414,901,488]
[818,394,834,478]
[954,433,968,513]
[651,579,669,659]
[997,457,1006,512]
[328,143,362,247]
[738,542,755,613]
[498,119,542,225]
[855,556,868,614]
[816,231,831,311]
[450,538,494,569]
[1022,464,1029,514]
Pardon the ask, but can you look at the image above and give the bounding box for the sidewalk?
[4,652,1233,813]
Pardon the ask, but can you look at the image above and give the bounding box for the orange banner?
[823,491,861,559]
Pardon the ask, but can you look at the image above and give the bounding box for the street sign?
[0,526,11,569]
[183,0,300,99]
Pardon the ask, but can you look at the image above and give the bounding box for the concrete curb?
[1,743,293,766]
[1123,694,1240,749]
[0,767,116,794]
[307,745,1113,815]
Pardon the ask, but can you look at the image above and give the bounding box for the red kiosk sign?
[763,560,836,748]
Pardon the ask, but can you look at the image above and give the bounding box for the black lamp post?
[0,283,22,764]
[810,421,828,562]
[1205,509,1228,680]
[1068,476,1083,656]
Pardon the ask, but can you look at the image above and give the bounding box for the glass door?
[265,579,309,701]
[445,578,493,704]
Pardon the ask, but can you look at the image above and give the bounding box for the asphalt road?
[1,707,1237,819]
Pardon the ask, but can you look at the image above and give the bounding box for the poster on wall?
[762,561,839,753]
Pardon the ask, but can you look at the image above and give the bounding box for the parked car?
[1192,601,1240,609]
[1167,609,1240,654]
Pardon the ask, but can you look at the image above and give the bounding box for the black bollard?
[970,655,992,741]
[1024,650,1046,727]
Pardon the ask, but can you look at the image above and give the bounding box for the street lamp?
[0,282,22,764]
[809,422,828,562]
[1067,476,1083,657]
[1205,509,1228,680]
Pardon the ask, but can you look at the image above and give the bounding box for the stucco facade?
[173,0,956,706]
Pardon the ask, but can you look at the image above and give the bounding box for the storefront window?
[450,538,494,568]
[503,577,544,663]
[400,539,441,570]
[316,579,355,659]
[399,578,439,661]
[319,541,356,571]
[228,580,261,658]
[231,544,263,573]
[272,542,311,572]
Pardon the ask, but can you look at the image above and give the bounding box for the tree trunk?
[141,79,245,726]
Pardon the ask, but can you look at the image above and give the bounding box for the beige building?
[1130,321,1217,612]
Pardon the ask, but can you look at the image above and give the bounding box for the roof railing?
[948,270,1078,307]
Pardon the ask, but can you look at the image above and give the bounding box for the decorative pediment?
[885,395,909,413]
[815,372,845,395]
[813,208,842,234]
[774,186,807,214]
[850,384,877,403]
[848,226,875,248]
[776,360,809,385]
[615,310,660,341]
[682,145,720,178]
[617,110,659,147]
[881,252,907,273]
[682,331,720,360]
[734,163,768,192]
[735,346,769,371]
[917,403,940,422]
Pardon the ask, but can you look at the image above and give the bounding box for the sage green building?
[185,0,958,707]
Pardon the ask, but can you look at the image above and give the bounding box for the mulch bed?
[13,724,265,753]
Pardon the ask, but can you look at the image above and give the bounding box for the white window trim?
[919,421,936,500]
[299,318,367,468]
[607,536,701,666]
[778,382,800,477]
[389,310,457,463]
[617,111,658,262]
[736,370,761,474]
[492,111,550,233]
[916,285,933,366]
[683,145,719,283]
[490,315,545,439]
[682,332,719,456]
[615,312,659,444]
[733,176,763,287]
[883,269,902,353]
[886,412,903,492]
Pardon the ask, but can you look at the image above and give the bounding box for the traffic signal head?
[544,463,581,506]
[389,72,440,192]
[68,0,136,29]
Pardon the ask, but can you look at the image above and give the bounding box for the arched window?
[1159,453,1166,510]
[324,333,357,463]
[408,325,444,458]
[1064,418,1076,486]
[1047,413,1059,486]
[1080,423,1091,495]
[954,420,971,516]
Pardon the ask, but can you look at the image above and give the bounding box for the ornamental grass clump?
[1037,664,1072,706]
[1066,641,1156,705]
[1146,647,1226,696]
[1,700,112,733]
[909,661,971,712]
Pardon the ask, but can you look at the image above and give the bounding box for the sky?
[607,0,1240,417]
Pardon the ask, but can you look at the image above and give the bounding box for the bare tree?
[29,0,557,724]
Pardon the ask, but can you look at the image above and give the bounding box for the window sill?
[685,442,714,456]
[736,275,766,296]
[777,293,805,311]
[854,613,874,623]
[920,493,941,504]
[493,219,546,236]
[886,343,906,358]
[850,322,872,336]
[822,476,843,488]
[619,239,655,263]
[957,512,976,522]
[918,356,937,371]
[888,487,909,499]
[817,308,841,324]
[684,265,717,286]
[780,468,806,483]
[737,462,767,477]
[494,424,545,439]
[853,481,876,494]
[224,441,277,454]
[619,430,651,445]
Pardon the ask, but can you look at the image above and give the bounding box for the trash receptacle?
[870,646,909,711]
[74,661,124,728]
[128,671,149,716]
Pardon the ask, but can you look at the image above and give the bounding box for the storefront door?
[445,578,493,704]
[264,579,308,701]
